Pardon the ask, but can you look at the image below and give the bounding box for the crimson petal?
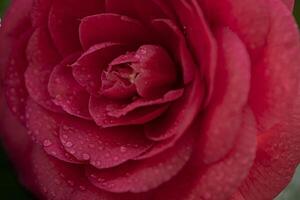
[25,27,63,112]
[59,119,152,169]
[145,70,204,141]
[48,55,91,119]
[171,0,217,104]
[151,18,196,84]
[4,31,31,123]
[89,89,183,128]
[79,13,151,50]
[86,133,193,193]
[200,28,251,164]
[26,99,80,163]
[107,89,183,118]
[154,109,256,200]
[48,0,105,55]
[72,42,129,96]
[31,0,52,27]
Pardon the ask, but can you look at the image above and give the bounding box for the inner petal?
[100,45,178,100]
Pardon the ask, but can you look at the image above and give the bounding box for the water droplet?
[120,146,127,153]
[79,185,86,191]
[43,139,52,147]
[65,141,73,147]
[67,180,75,186]
[82,153,90,160]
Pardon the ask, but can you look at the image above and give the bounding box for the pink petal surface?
[86,133,193,193]
[48,55,91,120]
[79,13,151,50]
[200,28,251,164]
[59,118,152,169]
[26,99,80,164]
[48,0,104,55]
[4,31,31,123]
[282,0,295,10]
[72,42,129,96]
[200,0,300,131]
[202,0,300,198]
[31,0,52,27]
[25,27,62,112]
[30,146,151,200]
[154,109,257,200]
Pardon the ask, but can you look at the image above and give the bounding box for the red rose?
[1,0,300,199]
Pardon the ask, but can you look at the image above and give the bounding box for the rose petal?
[249,0,300,131]
[89,95,169,128]
[31,0,52,27]
[107,89,184,118]
[86,132,193,193]
[25,27,63,112]
[171,0,217,104]
[59,119,152,169]
[26,98,80,164]
[235,112,300,200]
[79,13,151,50]
[154,109,257,200]
[4,31,31,123]
[48,55,91,119]
[105,0,173,23]
[201,0,300,134]
[48,0,105,55]
[145,70,204,141]
[30,146,113,200]
[282,0,295,10]
[72,42,129,96]
[200,27,251,164]
[151,19,196,84]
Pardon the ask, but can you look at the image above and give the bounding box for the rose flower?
[1,0,300,200]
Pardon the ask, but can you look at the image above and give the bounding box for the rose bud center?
[100,45,177,100]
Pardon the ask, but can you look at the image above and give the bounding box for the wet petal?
[48,55,91,119]
[26,99,80,163]
[86,133,193,193]
[59,119,152,169]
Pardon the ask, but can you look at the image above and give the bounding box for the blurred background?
[0,0,300,199]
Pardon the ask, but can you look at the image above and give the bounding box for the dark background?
[0,0,300,199]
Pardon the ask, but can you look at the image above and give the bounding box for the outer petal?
[200,28,251,164]
[25,27,62,112]
[86,133,193,193]
[154,109,257,200]
[4,31,31,123]
[26,99,80,163]
[59,118,152,169]
[200,0,300,131]
[48,0,105,55]
[282,0,295,10]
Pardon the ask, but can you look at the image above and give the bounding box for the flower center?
[100,45,177,100]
